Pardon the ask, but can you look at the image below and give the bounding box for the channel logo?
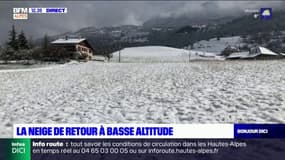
[260,8,272,20]
[13,8,28,20]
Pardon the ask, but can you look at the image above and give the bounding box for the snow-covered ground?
[112,46,190,62]
[0,60,285,137]
[112,46,223,62]
[192,36,244,54]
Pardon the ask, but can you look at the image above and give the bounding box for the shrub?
[0,46,3,59]
[31,47,44,60]
[14,49,33,60]
[75,51,90,60]
[239,45,250,51]
[33,46,70,62]
[221,45,240,56]
[1,47,16,61]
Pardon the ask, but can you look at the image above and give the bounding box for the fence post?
[119,49,121,63]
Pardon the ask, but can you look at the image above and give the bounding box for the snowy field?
[112,46,190,62]
[0,60,285,137]
[112,46,223,62]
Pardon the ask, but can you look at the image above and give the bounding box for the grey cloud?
[0,1,284,45]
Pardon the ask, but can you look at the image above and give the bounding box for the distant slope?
[217,11,285,36]
[111,46,190,62]
[112,46,188,57]
[158,11,285,48]
[41,11,285,55]
[143,15,237,29]
[110,46,223,62]
[191,36,244,54]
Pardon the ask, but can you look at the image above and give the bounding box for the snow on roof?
[227,52,250,58]
[51,38,86,44]
[258,47,279,56]
[227,46,279,59]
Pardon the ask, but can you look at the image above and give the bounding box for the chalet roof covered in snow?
[51,38,95,52]
[227,46,279,59]
[257,47,279,56]
[51,38,86,44]
[227,52,250,59]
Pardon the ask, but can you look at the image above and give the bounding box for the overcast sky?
[0,1,284,45]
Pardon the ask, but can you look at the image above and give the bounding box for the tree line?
[0,25,70,63]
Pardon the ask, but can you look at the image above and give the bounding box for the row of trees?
[7,25,31,51]
[0,25,70,63]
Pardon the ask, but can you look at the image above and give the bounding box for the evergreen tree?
[28,36,34,49]
[18,30,29,49]
[7,25,18,50]
[42,34,49,50]
[0,45,2,58]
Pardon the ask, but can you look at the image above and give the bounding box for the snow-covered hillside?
[113,46,190,57]
[191,36,244,55]
[111,46,223,62]
[111,46,190,62]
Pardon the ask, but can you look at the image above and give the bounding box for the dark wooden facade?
[51,39,94,60]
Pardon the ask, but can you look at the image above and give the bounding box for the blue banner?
[234,124,285,138]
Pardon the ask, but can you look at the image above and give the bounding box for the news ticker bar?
[13,124,285,139]
[2,139,285,160]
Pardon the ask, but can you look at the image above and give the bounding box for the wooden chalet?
[51,37,94,60]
